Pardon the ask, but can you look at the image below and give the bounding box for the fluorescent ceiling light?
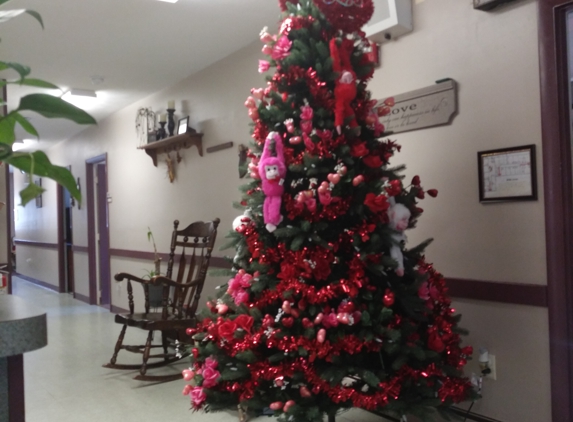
[12,139,35,152]
[156,0,178,3]
[65,88,97,98]
[62,89,98,109]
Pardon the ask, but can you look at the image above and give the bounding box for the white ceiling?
[0,0,280,150]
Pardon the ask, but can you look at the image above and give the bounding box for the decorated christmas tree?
[183,1,476,421]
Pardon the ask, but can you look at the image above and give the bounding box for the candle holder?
[167,108,175,137]
[156,122,167,140]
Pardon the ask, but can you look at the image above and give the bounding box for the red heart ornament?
[313,0,374,33]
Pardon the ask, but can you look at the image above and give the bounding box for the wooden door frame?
[57,185,66,293]
[86,154,107,305]
[2,85,12,293]
[539,1,573,421]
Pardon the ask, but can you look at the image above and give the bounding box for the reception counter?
[0,295,47,421]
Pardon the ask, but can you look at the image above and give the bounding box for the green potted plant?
[0,1,96,205]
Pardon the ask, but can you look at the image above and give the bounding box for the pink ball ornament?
[244,97,257,108]
[338,165,347,176]
[317,328,326,343]
[262,44,273,55]
[283,400,295,412]
[336,312,350,325]
[270,401,284,411]
[314,313,324,324]
[290,308,300,318]
[352,175,364,186]
[248,108,259,120]
[318,182,329,194]
[216,303,229,314]
[289,136,302,145]
[275,376,285,387]
[300,386,312,397]
[182,369,195,381]
[365,114,377,125]
[327,173,341,184]
[282,300,292,314]
[251,88,264,100]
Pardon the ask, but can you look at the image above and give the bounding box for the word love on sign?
[375,79,458,134]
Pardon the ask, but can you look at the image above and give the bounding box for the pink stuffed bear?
[259,132,286,232]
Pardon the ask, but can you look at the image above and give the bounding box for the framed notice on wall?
[478,145,537,202]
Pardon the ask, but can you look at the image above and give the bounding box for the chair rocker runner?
[103,218,220,381]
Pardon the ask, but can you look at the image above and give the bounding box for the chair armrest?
[114,272,152,284]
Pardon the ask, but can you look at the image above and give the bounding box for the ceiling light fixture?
[62,89,98,109]
[156,0,179,3]
[65,88,97,98]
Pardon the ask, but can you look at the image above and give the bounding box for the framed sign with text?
[478,145,537,202]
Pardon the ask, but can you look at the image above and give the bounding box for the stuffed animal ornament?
[387,201,411,277]
[258,132,286,232]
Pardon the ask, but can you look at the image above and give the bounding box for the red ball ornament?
[313,0,374,33]
[383,288,395,307]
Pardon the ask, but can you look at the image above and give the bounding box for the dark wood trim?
[86,154,107,305]
[110,304,129,314]
[7,354,24,422]
[206,141,233,153]
[446,278,548,308]
[108,248,547,307]
[108,248,231,269]
[57,185,65,293]
[73,291,90,305]
[13,272,59,293]
[211,256,231,269]
[2,84,12,295]
[13,239,58,249]
[72,245,89,253]
[109,248,170,262]
[539,1,573,421]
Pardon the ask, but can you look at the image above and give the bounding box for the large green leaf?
[13,112,38,138]
[16,78,59,89]
[17,93,96,124]
[0,115,16,145]
[0,61,31,80]
[0,9,43,28]
[18,181,44,207]
[6,151,81,205]
[24,10,43,28]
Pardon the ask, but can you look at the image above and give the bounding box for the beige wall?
[13,0,550,420]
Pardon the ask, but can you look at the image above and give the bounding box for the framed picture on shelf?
[477,144,537,202]
[177,116,189,135]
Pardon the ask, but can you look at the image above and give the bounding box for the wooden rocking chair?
[103,218,220,381]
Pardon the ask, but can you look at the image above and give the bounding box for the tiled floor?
[13,277,382,422]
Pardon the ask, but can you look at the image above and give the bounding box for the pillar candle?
[159,113,167,123]
[167,100,175,110]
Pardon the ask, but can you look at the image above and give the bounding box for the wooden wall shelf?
[138,132,203,166]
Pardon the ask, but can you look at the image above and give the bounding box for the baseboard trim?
[73,291,90,304]
[13,272,61,293]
